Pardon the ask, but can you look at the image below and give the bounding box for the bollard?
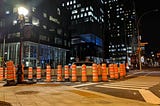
[114,64,119,79]
[64,65,69,81]
[81,64,87,82]
[36,66,41,81]
[46,65,51,82]
[0,67,3,81]
[97,64,101,76]
[57,65,62,82]
[92,63,98,82]
[28,67,33,80]
[71,64,77,82]
[119,64,125,79]
[5,61,16,86]
[109,64,115,79]
[102,63,108,81]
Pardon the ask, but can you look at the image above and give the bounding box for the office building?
[59,0,105,63]
[0,0,70,68]
[103,0,137,64]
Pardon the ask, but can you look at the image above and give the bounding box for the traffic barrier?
[114,64,119,79]
[101,63,108,81]
[64,65,69,81]
[6,61,14,81]
[81,64,87,82]
[109,64,115,79]
[92,63,98,82]
[36,66,41,80]
[0,67,3,81]
[28,67,33,80]
[57,65,62,81]
[119,64,125,78]
[46,65,51,82]
[71,64,77,82]
[97,64,101,75]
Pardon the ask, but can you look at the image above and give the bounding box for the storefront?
[0,41,67,68]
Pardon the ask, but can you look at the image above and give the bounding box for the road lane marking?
[139,89,160,104]
[72,82,100,87]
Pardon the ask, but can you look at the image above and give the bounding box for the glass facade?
[0,41,67,68]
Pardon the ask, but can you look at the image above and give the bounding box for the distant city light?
[18,7,28,16]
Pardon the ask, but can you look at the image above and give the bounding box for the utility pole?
[136,9,158,71]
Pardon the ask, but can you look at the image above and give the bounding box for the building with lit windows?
[59,0,137,64]
[103,0,137,64]
[0,0,70,68]
[59,0,105,63]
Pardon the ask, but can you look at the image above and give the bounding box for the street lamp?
[137,9,158,71]
[17,7,28,83]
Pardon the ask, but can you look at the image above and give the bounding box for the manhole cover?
[15,91,39,95]
[0,101,12,106]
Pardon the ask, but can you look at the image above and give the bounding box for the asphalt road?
[68,70,160,105]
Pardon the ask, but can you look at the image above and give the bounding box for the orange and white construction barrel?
[36,66,41,80]
[64,65,69,81]
[81,64,87,82]
[46,65,51,82]
[71,64,77,82]
[102,63,108,81]
[57,65,62,82]
[92,63,98,82]
[28,67,33,80]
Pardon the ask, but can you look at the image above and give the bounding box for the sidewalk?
[0,83,158,106]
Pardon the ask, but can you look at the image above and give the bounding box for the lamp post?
[137,9,158,71]
[17,7,28,83]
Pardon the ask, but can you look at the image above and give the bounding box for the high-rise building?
[103,0,137,64]
[59,0,105,63]
[0,0,70,68]
[59,0,137,64]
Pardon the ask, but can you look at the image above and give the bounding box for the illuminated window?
[57,8,60,15]
[86,7,89,11]
[81,13,83,17]
[84,12,87,16]
[77,4,81,8]
[81,8,85,12]
[13,20,17,25]
[70,1,72,4]
[77,14,79,18]
[43,13,47,18]
[121,18,124,20]
[43,25,47,29]
[88,11,93,16]
[32,17,39,26]
[6,11,10,14]
[67,2,69,6]
[72,10,78,14]
[90,6,93,11]
[62,3,64,7]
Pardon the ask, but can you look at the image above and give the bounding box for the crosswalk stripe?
[139,89,160,104]
[96,85,140,90]
[72,82,99,87]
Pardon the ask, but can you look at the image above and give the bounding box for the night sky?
[134,0,160,54]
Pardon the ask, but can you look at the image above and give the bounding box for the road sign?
[140,42,148,46]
